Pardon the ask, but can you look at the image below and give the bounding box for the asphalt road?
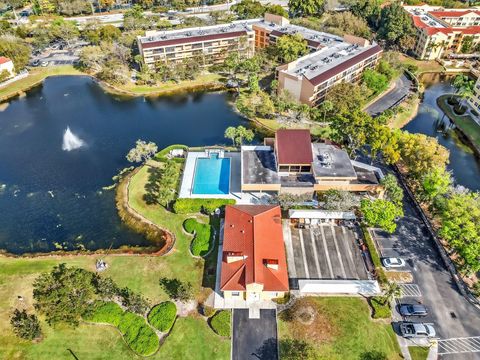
[365,74,412,116]
[232,309,278,360]
[370,167,480,359]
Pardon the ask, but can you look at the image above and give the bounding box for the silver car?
[400,322,436,338]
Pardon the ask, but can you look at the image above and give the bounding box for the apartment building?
[0,57,14,78]
[276,40,382,106]
[137,14,382,107]
[137,20,257,68]
[404,5,480,60]
[468,76,480,113]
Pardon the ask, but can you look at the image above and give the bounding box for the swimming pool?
[192,154,231,195]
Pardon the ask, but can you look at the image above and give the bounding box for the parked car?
[399,322,436,338]
[399,304,428,317]
[31,59,40,67]
[382,257,406,268]
[40,61,49,67]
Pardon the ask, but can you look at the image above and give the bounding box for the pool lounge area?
[179,149,273,204]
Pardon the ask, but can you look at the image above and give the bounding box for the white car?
[382,257,406,268]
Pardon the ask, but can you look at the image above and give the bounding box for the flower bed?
[148,301,177,332]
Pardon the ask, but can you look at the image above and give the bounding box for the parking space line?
[298,230,310,278]
[437,336,480,354]
[399,284,422,297]
[342,227,359,279]
[320,226,334,278]
[331,225,347,279]
[310,228,322,278]
[283,222,297,279]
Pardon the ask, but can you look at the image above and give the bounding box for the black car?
[399,304,428,317]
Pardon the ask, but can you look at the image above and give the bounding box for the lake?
[0,76,248,254]
[403,73,480,191]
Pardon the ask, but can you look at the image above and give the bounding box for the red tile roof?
[141,30,248,49]
[430,10,480,18]
[308,44,383,87]
[0,56,12,65]
[275,129,313,165]
[220,205,289,292]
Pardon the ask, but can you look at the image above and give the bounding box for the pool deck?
[179,151,273,205]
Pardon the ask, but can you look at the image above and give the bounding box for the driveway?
[365,74,412,116]
[232,309,278,360]
[368,168,480,359]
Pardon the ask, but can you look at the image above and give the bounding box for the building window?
[232,292,240,296]
[279,165,289,172]
[301,166,311,172]
[290,166,301,172]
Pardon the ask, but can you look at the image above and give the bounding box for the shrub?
[361,225,387,286]
[370,297,391,319]
[86,301,159,356]
[453,104,467,115]
[87,301,123,327]
[147,301,177,332]
[210,310,231,337]
[159,277,193,301]
[118,312,158,356]
[200,304,216,317]
[447,97,459,106]
[184,218,212,256]
[173,198,235,214]
[10,309,42,340]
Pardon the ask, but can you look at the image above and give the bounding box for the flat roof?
[282,43,382,86]
[276,129,313,165]
[254,19,343,49]
[312,143,357,178]
[242,148,280,185]
[138,19,257,49]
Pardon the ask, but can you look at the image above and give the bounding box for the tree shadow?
[254,337,278,360]
[143,166,162,205]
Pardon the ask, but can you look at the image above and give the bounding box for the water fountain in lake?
[62,126,85,151]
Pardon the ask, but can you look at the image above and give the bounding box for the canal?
[403,73,480,191]
[0,76,249,254]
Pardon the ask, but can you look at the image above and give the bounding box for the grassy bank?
[278,297,401,360]
[115,73,223,96]
[437,95,480,153]
[0,66,84,101]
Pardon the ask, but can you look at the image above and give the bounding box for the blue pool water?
[192,155,231,194]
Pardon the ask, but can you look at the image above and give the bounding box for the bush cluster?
[86,301,159,356]
[209,310,231,337]
[173,198,235,214]
[361,225,388,285]
[370,297,391,319]
[147,301,177,332]
[184,218,212,256]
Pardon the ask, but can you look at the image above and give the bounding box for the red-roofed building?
[0,56,14,79]
[220,205,289,302]
[275,129,313,173]
[404,5,480,60]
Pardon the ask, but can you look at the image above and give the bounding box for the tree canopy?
[0,35,31,70]
[378,2,416,51]
[361,198,403,233]
[231,0,266,19]
[274,33,309,63]
[288,0,324,17]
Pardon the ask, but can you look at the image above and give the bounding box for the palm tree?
[457,83,474,109]
[382,281,402,304]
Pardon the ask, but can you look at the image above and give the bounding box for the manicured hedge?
[361,225,387,285]
[155,144,188,163]
[147,301,177,332]
[173,198,236,214]
[210,310,231,337]
[370,297,391,319]
[86,301,159,356]
[184,218,212,256]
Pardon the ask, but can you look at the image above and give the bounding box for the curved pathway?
[365,74,412,117]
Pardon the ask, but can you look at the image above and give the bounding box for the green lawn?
[437,95,480,151]
[278,297,401,360]
[0,66,84,101]
[0,163,228,359]
[117,73,223,95]
[409,346,430,360]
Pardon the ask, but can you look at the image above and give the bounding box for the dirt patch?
[280,298,337,342]
[386,271,414,283]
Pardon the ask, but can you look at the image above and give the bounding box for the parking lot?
[232,309,278,360]
[284,223,369,288]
